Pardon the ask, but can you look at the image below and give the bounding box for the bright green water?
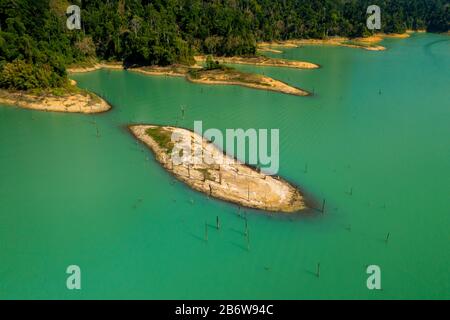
[1,33,449,299]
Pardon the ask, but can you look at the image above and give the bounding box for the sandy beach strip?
[195,55,319,69]
[258,33,412,52]
[67,62,124,73]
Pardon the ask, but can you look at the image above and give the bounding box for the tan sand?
[406,29,427,33]
[257,33,413,51]
[259,41,299,48]
[258,47,283,54]
[0,89,111,114]
[67,62,123,73]
[258,33,412,52]
[379,33,411,39]
[128,65,200,77]
[129,125,306,213]
[195,55,319,69]
[186,69,309,96]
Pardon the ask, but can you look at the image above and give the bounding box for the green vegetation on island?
[145,127,175,154]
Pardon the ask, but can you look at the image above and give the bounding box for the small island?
[0,87,110,114]
[194,55,319,69]
[186,64,310,96]
[68,60,311,97]
[0,58,111,114]
[129,125,306,213]
[135,57,311,96]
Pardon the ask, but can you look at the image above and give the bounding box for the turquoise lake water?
[0,33,449,299]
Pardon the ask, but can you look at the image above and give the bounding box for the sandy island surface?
[129,125,306,213]
[258,33,411,52]
[187,68,309,96]
[0,89,111,114]
[259,37,385,51]
[129,64,201,77]
[195,55,319,69]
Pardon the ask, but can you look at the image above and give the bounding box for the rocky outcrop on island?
[129,125,306,213]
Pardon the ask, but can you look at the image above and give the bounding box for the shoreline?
[257,33,412,52]
[67,62,124,73]
[0,89,111,114]
[194,55,319,69]
[258,47,283,54]
[186,69,309,96]
[129,124,306,213]
[69,63,310,97]
[128,65,199,77]
[258,37,386,52]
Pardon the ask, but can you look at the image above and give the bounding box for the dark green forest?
[0,0,448,90]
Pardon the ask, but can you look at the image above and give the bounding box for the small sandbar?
[129,125,306,213]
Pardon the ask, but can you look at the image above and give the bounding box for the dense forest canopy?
[0,0,448,90]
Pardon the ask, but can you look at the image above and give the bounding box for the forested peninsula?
[0,0,448,96]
